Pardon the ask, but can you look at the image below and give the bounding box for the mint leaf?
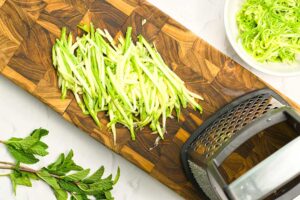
[6,128,48,150]
[83,166,104,184]
[71,194,89,200]
[104,175,112,181]
[5,128,49,164]
[58,180,83,194]
[37,169,60,189]
[9,170,32,194]
[63,169,90,182]
[113,167,120,185]
[47,150,83,176]
[77,179,113,195]
[27,141,48,156]
[104,191,114,200]
[53,188,68,200]
[64,150,83,171]
[31,128,49,138]
[47,154,64,172]
[37,169,70,200]
[20,171,39,180]
[7,146,39,164]
[92,179,114,192]
[94,191,114,200]
[94,193,106,200]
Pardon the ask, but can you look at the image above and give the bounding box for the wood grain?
[0,35,19,71]
[0,0,299,199]
[34,69,73,114]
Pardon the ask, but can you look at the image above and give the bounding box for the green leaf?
[113,167,120,185]
[53,188,68,200]
[9,170,32,194]
[94,193,106,200]
[65,151,82,172]
[47,153,65,171]
[104,175,112,181]
[7,146,39,164]
[83,166,104,184]
[6,128,48,150]
[71,194,89,200]
[27,141,48,156]
[105,191,114,200]
[6,137,36,150]
[77,179,113,195]
[47,150,83,176]
[93,179,114,191]
[21,171,39,180]
[31,128,49,139]
[5,128,49,164]
[37,169,69,200]
[58,180,83,193]
[37,169,60,189]
[94,191,114,200]
[63,169,90,182]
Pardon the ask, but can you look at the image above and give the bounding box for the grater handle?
[180,89,295,200]
[213,106,298,166]
[207,107,300,200]
[225,136,300,200]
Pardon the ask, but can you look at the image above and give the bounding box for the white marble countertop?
[1,0,299,200]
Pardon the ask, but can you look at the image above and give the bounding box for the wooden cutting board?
[0,0,299,199]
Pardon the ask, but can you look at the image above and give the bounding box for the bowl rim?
[224,0,300,77]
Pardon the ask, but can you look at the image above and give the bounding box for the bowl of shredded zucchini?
[224,0,300,76]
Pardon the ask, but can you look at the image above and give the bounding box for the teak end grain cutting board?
[0,0,299,199]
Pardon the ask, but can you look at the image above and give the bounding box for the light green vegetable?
[52,23,203,143]
[236,0,300,63]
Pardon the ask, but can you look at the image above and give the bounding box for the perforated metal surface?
[192,93,283,159]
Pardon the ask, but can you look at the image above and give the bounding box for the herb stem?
[5,164,64,181]
[0,164,37,174]
[0,163,62,179]
[0,140,5,144]
[0,173,10,177]
[0,162,38,174]
[0,161,15,166]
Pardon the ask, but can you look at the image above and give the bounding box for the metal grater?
[181,89,300,200]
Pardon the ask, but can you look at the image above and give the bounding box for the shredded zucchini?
[52,23,203,143]
[236,0,300,63]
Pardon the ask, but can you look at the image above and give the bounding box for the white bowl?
[224,0,300,76]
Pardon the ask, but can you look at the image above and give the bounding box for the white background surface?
[1,0,300,200]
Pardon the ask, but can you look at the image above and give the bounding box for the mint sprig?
[4,128,49,164]
[0,129,120,200]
